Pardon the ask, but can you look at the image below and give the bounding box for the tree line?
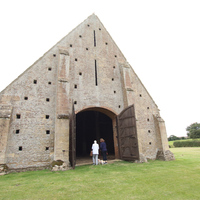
[168,122,200,141]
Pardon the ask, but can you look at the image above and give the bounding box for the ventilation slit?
[95,60,98,86]
[94,30,96,47]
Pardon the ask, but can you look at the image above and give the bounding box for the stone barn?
[0,14,174,172]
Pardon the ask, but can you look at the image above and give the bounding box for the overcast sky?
[0,0,200,137]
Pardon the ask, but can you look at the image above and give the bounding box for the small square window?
[48,82,52,85]
[74,101,77,105]
[112,78,114,81]
[79,35,82,38]
[75,58,78,61]
[33,80,37,84]
[46,98,50,102]
[48,68,52,71]
[79,72,82,76]
[16,129,20,134]
[46,130,50,134]
[46,115,50,119]
[115,55,117,58]
[19,146,22,151]
[149,142,152,145]
[46,147,49,151]
[16,114,21,119]
[148,130,151,133]
[74,85,77,89]
[70,44,72,47]
[24,97,28,100]
[53,54,56,57]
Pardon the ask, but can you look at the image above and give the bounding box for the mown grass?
[0,148,200,200]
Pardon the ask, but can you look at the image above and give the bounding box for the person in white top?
[92,140,99,165]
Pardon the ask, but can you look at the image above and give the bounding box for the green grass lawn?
[0,148,200,200]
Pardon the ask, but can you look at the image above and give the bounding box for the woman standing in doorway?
[100,138,107,164]
[92,140,99,165]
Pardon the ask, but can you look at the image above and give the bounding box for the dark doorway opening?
[76,111,115,158]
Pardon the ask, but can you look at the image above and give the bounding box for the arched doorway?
[76,108,117,162]
[69,105,139,168]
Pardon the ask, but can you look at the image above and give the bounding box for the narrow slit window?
[19,146,22,151]
[95,60,98,86]
[70,44,72,47]
[94,30,96,47]
[74,85,77,89]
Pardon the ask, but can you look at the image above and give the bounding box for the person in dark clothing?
[100,138,107,163]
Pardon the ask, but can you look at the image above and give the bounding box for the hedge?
[173,140,200,147]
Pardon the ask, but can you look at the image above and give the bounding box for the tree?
[186,122,200,139]
[168,135,180,141]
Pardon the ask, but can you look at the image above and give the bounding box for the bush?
[173,140,200,147]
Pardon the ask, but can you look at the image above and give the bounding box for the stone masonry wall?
[123,64,168,160]
[0,49,57,169]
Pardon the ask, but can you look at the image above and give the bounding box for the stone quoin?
[0,14,174,172]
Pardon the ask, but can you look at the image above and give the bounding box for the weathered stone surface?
[164,150,175,161]
[138,153,148,163]
[156,150,165,161]
[51,162,70,171]
[0,164,9,173]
